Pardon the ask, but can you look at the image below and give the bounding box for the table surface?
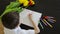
[0,0,60,34]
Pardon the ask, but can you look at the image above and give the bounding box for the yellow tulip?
[29,0,35,6]
[19,0,35,6]
[23,1,29,6]
[32,1,35,5]
[19,0,23,4]
[19,0,28,4]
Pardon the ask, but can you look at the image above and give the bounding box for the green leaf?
[6,2,20,9]
[1,7,23,17]
[17,7,23,13]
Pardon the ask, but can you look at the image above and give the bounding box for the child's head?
[2,11,19,29]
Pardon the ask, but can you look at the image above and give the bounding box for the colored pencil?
[43,19,53,28]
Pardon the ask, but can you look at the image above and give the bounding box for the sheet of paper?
[20,9,42,27]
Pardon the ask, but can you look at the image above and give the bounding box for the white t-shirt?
[4,26,35,34]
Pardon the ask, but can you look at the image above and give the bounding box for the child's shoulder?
[4,26,35,34]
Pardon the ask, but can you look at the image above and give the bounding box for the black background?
[0,0,60,34]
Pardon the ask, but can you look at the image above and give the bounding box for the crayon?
[48,19,56,22]
[43,19,53,28]
[47,19,54,23]
[39,21,44,29]
[47,19,56,23]
[40,18,48,26]
[44,16,54,19]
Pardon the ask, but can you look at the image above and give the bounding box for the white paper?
[20,9,42,27]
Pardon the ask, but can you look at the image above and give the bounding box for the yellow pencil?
[41,19,48,26]
[43,19,53,28]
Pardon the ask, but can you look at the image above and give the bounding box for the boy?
[1,11,40,34]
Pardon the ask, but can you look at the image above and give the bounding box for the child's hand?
[28,14,32,20]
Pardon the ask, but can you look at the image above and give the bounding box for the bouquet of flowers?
[0,0,35,18]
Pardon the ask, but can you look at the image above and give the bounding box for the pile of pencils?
[39,16,56,29]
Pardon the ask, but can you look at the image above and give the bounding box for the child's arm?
[28,14,40,34]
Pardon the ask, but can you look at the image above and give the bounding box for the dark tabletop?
[0,0,60,34]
